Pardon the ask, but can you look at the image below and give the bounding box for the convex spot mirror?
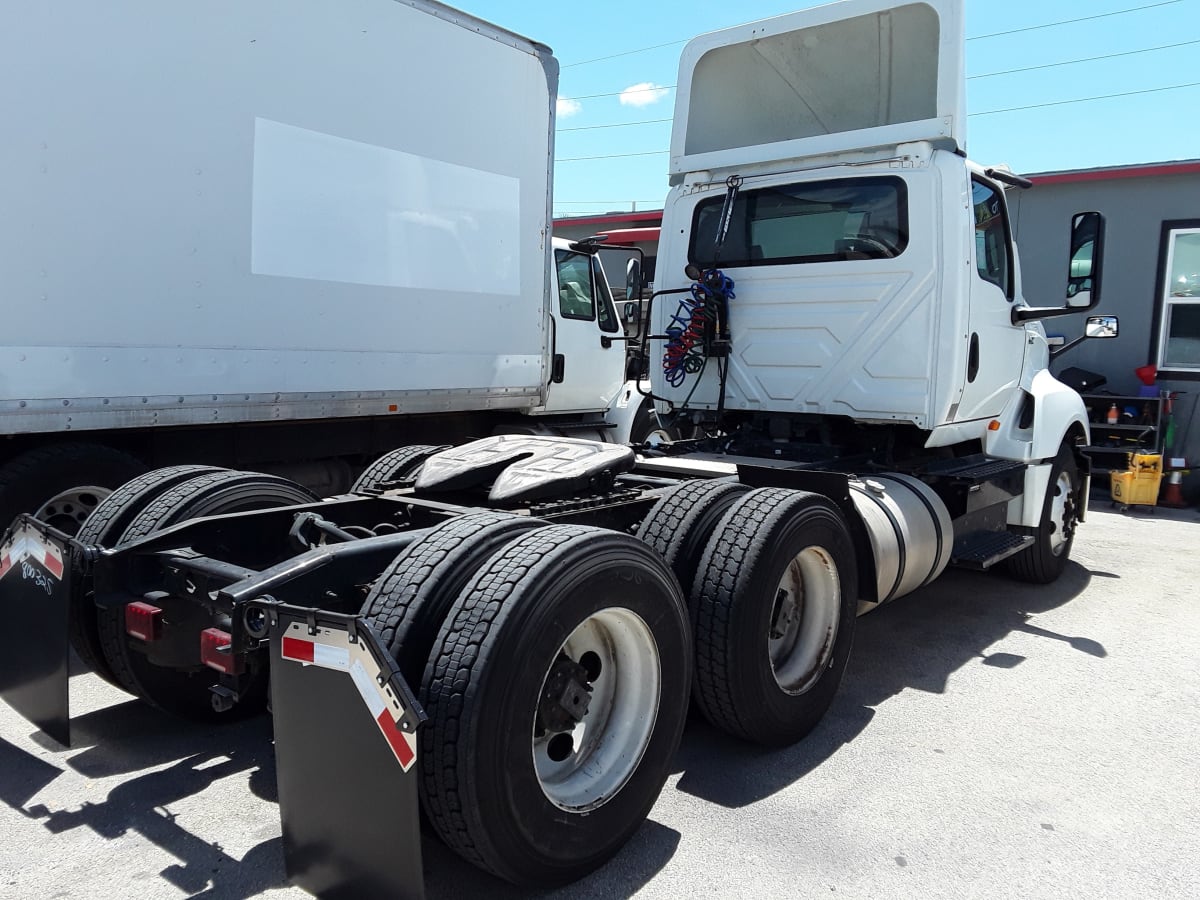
[1085,315,1118,339]
[1066,211,1105,309]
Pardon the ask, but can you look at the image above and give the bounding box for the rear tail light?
[125,602,163,642]
[200,628,244,675]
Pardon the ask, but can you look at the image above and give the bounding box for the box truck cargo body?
[0,0,638,529]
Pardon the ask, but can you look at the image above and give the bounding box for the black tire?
[636,479,752,600]
[352,445,449,493]
[1003,444,1080,584]
[630,400,681,445]
[420,525,691,886]
[361,511,547,688]
[692,487,858,746]
[0,443,145,536]
[96,470,318,718]
[70,465,227,686]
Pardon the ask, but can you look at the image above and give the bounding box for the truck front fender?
[1028,369,1089,461]
[604,380,649,445]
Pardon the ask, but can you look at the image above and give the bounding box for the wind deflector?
[670,0,965,174]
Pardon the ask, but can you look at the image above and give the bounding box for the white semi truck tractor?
[0,1,1117,897]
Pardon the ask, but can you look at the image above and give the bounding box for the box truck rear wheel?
[361,511,547,687]
[1003,443,1079,584]
[71,465,227,687]
[352,445,449,493]
[419,525,690,886]
[96,470,319,719]
[692,488,857,746]
[0,443,145,536]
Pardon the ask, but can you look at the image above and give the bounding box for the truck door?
[539,248,625,414]
[954,176,1028,423]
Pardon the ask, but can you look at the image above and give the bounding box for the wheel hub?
[34,485,112,536]
[767,547,841,696]
[532,607,660,812]
[537,654,593,735]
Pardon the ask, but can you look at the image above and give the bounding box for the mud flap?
[255,601,427,900]
[0,515,74,747]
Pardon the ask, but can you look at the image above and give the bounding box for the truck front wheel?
[1004,444,1080,584]
[419,525,690,886]
[692,487,858,746]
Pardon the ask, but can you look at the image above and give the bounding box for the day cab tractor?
[0,1,1119,897]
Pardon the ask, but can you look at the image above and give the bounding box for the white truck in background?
[0,0,650,534]
[0,1,1120,898]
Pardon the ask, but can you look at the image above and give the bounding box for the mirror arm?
[1011,305,1086,324]
[1049,334,1088,361]
[985,168,1033,190]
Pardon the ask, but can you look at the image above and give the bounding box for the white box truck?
[0,1,1120,897]
[0,0,650,533]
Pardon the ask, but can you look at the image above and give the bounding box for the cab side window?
[555,250,596,320]
[971,178,1013,299]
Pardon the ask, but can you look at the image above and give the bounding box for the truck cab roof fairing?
[669,0,965,174]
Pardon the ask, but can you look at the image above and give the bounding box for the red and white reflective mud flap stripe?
[0,526,65,582]
[281,626,418,772]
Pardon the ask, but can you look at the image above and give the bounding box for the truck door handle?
[967,333,980,383]
[551,354,565,383]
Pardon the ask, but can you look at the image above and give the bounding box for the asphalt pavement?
[2,504,1198,900]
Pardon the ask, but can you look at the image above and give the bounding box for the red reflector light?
[200,627,244,675]
[125,602,163,642]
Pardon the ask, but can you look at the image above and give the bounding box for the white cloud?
[619,82,670,108]
[557,97,582,117]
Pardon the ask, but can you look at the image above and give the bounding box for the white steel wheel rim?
[1049,469,1074,556]
[768,546,841,696]
[34,485,112,535]
[533,607,661,812]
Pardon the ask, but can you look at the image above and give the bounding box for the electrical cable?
[974,81,1200,116]
[968,38,1200,79]
[967,0,1182,41]
[558,39,1197,138]
[558,0,1182,67]
[556,79,1200,161]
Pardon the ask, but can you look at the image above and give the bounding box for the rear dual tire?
[94,470,318,719]
[639,483,858,747]
[365,523,691,887]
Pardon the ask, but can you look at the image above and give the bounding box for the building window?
[688,176,908,268]
[1157,226,1200,372]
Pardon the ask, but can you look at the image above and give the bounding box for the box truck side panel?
[0,0,556,429]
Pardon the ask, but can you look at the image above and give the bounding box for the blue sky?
[449,0,1199,218]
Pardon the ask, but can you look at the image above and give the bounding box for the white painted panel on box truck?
[0,0,557,427]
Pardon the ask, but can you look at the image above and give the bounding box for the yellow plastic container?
[1110,452,1163,506]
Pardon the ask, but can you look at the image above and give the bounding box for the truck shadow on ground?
[0,561,1103,899]
[0,709,288,898]
[673,560,1100,808]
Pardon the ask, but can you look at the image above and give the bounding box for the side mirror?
[1066,211,1104,309]
[624,301,638,322]
[1085,315,1118,339]
[625,258,642,303]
